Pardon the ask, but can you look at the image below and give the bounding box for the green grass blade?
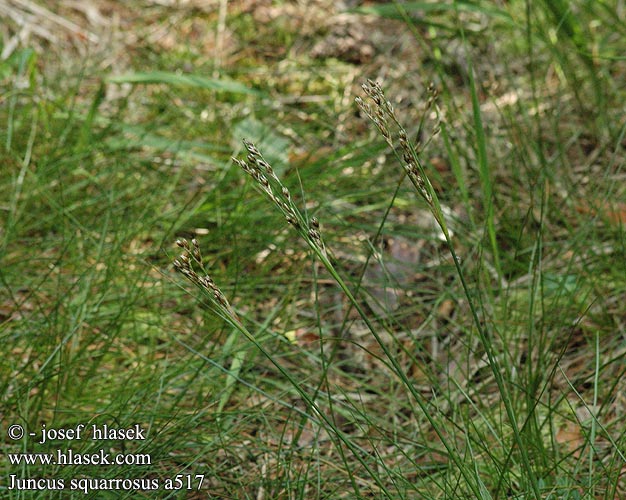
[465,49,502,281]
[107,71,261,95]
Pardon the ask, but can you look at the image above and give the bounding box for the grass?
[1,0,625,498]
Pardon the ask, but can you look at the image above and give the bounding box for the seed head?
[243,139,261,158]
[191,238,202,262]
[286,215,300,228]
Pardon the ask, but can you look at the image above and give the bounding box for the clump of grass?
[174,66,624,496]
[174,80,548,498]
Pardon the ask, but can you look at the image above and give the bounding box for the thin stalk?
[356,79,542,498]
[403,122,542,500]
[588,330,600,495]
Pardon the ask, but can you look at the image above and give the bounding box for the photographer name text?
[33,424,146,445]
